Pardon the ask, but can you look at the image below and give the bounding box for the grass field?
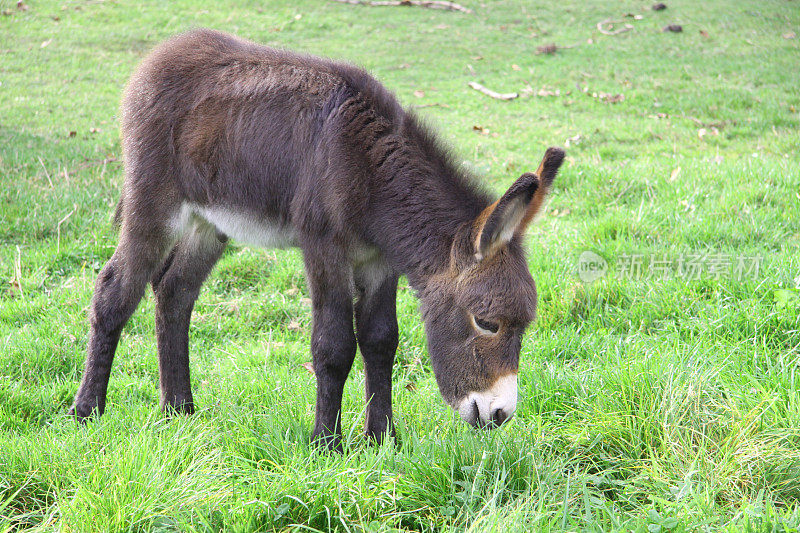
[1,0,799,530]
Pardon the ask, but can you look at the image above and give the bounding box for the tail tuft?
[112,195,124,228]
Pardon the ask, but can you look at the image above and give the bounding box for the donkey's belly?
[186,203,297,249]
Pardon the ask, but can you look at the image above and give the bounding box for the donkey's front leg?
[304,250,357,451]
[354,270,399,443]
[310,294,357,450]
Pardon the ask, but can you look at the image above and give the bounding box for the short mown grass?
[1,0,799,531]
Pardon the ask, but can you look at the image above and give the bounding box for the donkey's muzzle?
[456,374,518,428]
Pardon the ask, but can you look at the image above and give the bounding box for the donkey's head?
[420,147,564,428]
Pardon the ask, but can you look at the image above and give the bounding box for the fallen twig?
[411,102,451,109]
[332,0,472,13]
[15,245,24,302]
[536,43,579,55]
[536,44,558,55]
[72,156,120,172]
[79,156,119,169]
[577,84,625,104]
[686,116,727,129]
[56,205,76,254]
[37,156,53,188]
[468,81,517,101]
[597,19,633,35]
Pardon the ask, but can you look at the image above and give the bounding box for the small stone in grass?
[663,24,683,33]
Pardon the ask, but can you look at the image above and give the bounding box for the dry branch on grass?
[411,102,451,109]
[597,19,633,35]
[13,246,24,301]
[535,43,579,55]
[56,205,76,254]
[37,156,53,188]
[468,81,517,101]
[536,43,558,55]
[332,0,472,13]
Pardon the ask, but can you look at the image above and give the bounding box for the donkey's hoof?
[311,430,343,453]
[365,425,398,447]
[68,402,102,423]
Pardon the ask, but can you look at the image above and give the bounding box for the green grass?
[1,0,799,530]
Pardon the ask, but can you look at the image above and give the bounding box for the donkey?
[69,29,564,449]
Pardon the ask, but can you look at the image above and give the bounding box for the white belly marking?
[186,204,296,249]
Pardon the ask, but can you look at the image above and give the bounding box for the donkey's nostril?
[471,400,481,427]
[490,407,511,427]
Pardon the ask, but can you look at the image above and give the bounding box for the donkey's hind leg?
[151,219,226,415]
[70,213,176,421]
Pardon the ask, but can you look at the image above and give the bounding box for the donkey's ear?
[474,147,565,259]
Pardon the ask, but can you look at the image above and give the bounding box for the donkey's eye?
[472,315,499,335]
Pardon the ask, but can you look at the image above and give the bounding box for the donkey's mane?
[318,56,493,282]
[336,62,489,207]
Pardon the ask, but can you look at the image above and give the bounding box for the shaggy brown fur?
[69,29,564,450]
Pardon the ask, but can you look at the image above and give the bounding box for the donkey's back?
[120,28,403,245]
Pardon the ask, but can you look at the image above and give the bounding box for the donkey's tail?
[112,194,124,228]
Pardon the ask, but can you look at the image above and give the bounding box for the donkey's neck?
[365,146,491,290]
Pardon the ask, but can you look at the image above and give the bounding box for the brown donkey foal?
[70,29,564,449]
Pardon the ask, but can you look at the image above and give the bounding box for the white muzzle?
[456,374,518,428]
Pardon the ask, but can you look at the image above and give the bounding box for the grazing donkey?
[70,29,564,449]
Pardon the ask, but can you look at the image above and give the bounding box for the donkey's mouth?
[455,373,518,428]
